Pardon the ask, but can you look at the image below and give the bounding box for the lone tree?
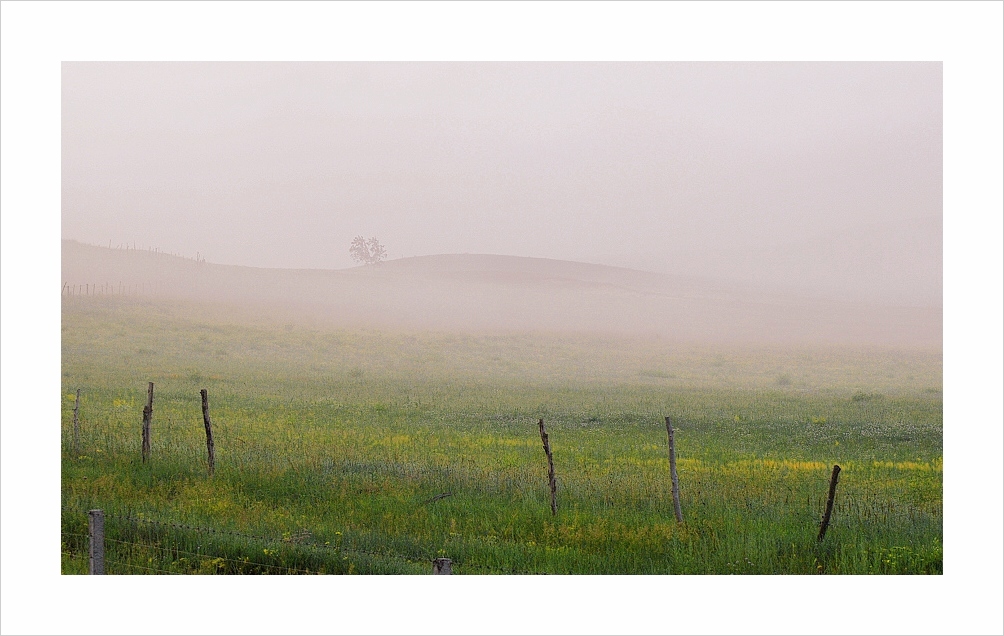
[349,236,387,265]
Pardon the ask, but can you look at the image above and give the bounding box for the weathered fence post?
[72,389,81,455]
[817,464,841,542]
[666,416,684,523]
[538,419,557,515]
[141,382,154,463]
[88,509,105,575]
[432,558,452,575]
[200,389,216,477]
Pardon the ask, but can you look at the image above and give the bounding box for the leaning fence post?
[817,465,841,542]
[665,416,684,523]
[141,382,154,463]
[89,509,105,575]
[200,389,216,477]
[72,389,81,455]
[538,419,557,515]
[432,558,452,575]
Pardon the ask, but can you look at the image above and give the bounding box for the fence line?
[105,560,183,575]
[105,514,417,562]
[61,491,937,576]
[103,537,319,575]
[62,281,161,297]
[63,510,564,575]
[116,513,467,570]
[66,510,487,575]
[60,387,940,574]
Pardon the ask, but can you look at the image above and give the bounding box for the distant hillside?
[61,240,941,347]
[729,216,942,307]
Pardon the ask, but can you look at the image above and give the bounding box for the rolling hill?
[61,240,941,347]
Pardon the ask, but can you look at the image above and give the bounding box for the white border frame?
[2,2,1001,634]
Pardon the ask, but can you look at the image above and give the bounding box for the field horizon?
[61,239,942,349]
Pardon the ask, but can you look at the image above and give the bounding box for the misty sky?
[62,62,942,302]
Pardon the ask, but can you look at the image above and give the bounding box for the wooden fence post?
[200,389,216,477]
[72,389,81,455]
[88,509,105,575]
[666,416,684,523]
[538,419,557,515]
[141,382,154,463]
[817,465,841,542]
[433,558,452,574]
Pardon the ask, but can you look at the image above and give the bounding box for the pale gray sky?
[62,62,942,303]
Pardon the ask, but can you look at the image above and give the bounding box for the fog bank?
[62,240,941,348]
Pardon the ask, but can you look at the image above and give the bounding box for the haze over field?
[62,239,940,348]
[62,62,942,311]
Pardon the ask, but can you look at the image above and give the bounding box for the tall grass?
[61,296,942,574]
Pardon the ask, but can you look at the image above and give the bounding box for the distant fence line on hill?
[63,242,210,297]
[78,240,208,262]
[62,282,159,297]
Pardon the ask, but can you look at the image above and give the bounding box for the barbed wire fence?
[60,385,940,576]
[63,509,528,575]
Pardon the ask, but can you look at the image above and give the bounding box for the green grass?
[61,296,942,574]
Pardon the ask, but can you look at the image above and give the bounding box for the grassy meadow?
[61,296,943,574]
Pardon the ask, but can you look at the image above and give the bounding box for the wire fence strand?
[60,512,477,574]
[103,513,441,568]
[102,537,322,574]
[64,512,587,575]
[105,560,183,575]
